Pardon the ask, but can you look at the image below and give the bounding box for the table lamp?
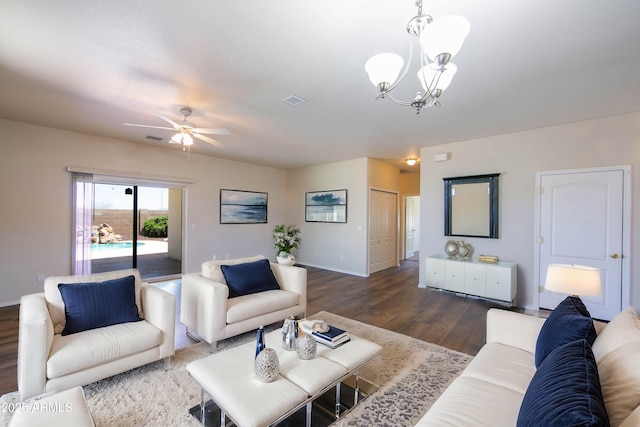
[544,263,602,299]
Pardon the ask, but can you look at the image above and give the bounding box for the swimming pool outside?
[90,240,168,260]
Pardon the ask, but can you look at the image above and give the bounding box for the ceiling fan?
[124,107,230,148]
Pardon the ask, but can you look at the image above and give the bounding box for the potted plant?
[273,224,301,265]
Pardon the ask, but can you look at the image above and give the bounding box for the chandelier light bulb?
[365,53,404,89]
[417,62,457,93]
[420,15,470,62]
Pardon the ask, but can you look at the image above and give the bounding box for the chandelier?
[365,0,470,114]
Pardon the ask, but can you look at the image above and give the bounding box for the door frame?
[532,165,631,311]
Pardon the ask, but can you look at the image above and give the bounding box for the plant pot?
[277,255,295,266]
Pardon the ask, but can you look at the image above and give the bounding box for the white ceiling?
[1,1,640,170]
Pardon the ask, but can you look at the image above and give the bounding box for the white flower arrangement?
[273,224,301,258]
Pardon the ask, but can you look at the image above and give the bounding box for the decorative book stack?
[300,321,350,349]
[478,254,500,263]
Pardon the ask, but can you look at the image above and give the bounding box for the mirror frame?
[443,173,500,239]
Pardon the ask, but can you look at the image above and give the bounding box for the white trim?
[67,165,195,185]
[533,165,631,311]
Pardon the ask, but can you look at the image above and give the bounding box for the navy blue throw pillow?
[535,296,596,367]
[58,275,141,336]
[221,259,280,298]
[517,339,609,427]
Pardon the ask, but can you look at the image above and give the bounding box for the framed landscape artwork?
[305,189,347,223]
[220,189,268,224]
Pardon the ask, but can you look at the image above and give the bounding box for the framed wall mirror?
[443,173,500,239]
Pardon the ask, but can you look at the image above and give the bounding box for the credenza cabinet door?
[425,257,446,289]
[444,261,465,293]
[465,263,487,296]
[485,265,516,302]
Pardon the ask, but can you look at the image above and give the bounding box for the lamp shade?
[171,131,193,146]
[544,264,602,297]
[417,62,457,93]
[365,53,404,87]
[419,15,470,62]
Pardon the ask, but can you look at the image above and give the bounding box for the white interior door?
[405,197,415,258]
[369,190,397,274]
[537,169,624,320]
[405,196,420,258]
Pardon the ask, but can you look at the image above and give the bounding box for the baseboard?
[0,299,19,308]
[297,262,368,278]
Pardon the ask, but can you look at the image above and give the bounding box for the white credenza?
[425,254,517,304]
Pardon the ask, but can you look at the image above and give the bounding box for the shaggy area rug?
[2,312,472,426]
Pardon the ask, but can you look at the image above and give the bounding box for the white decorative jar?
[255,348,280,382]
[295,333,317,360]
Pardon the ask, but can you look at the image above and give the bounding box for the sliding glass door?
[77,181,183,280]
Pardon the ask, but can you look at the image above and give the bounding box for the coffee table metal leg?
[200,388,206,427]
[335,381,342,418]
[354,371,360,406]
[306,402,312,427]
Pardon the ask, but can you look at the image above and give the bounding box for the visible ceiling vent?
[145,135,163,141]
[282,95,307,106]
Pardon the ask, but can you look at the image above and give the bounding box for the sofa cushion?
[201,255,265,284]
[226,289,299,324]
[535,296,596,367]
[592,306,640,362]
[44,268,143,335]
[596,341,640,426]
[517,339,609,427]
[415,376,525,427]
[58,275,141,335]
[47,320,161,378]
[461,342,536,395]
[221,259,280,298]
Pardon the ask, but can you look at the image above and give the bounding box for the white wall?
[0,119,287,305]
[286,158,368,276]
[419,111,640,311]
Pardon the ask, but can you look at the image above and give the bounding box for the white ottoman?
[8,386,94,427]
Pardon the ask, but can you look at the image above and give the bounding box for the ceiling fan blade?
[152,112,181,128]
[191,127,231,135]
[124,123,176,131]
[193,133,225,148]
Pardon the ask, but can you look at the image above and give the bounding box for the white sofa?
[180,256,307,350]
[416,307,640,427]
[17,269,176,400]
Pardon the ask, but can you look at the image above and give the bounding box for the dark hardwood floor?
[0,260,545,396]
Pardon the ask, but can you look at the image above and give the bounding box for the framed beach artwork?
[220,189,268,224]
[305,189,347,223]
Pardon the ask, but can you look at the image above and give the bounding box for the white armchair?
[181,257,307,350]
[18,269,175,400]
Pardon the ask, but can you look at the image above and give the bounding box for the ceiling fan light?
[418,62,457,92]
[170,133,183,144]
[420,15,470,62]
[365,53,404,88]
[182,134,193,145]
